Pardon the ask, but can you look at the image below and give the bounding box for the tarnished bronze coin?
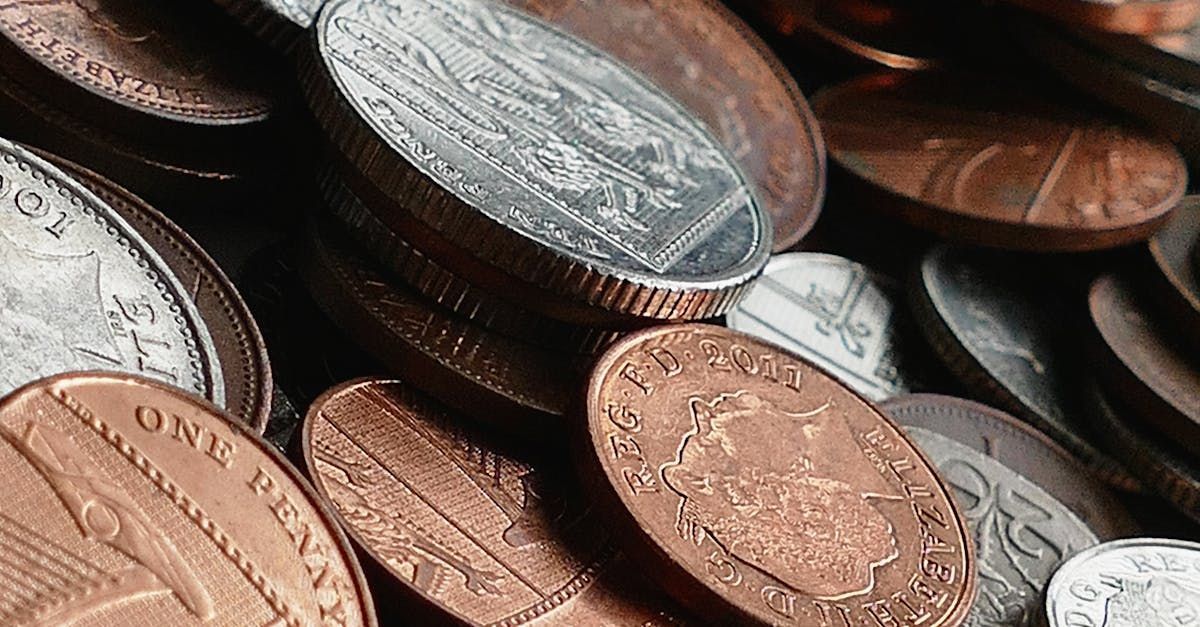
[580,324,975,625]
[1003,0,1200,34]
[303,378,689,625]
[41,150,272,433]
[0,372,375,626]
[1146,196,1200,350]
[815,72,1187,251]
[505,0,825,250]
[1088,274,1200,454]
[883,394,1137,539]
[300,215,573,437]
[911,245,1139,491]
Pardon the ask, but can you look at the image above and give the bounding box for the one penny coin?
[726,252,928,401]
[815,72,1187,251]
[883,394,1137,539]
[43,150,272,432]
[1003,0,1200,35]
[0,372,375,626]
[911,245,1138,490]
[303,378,689,625]
[1088,274,1200,454]
[506,0,825,250]
[580,324,975,625]
[1044,538,1200,627]
[905,427,1098,627]
[1145,196,1200,350]
[300,215,574,437]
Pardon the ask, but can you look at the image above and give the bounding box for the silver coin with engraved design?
[906,428,1098,627]
[303,0,769,322]
[0,140,224,404]
[726,252,924,400]
[1045,538,1200,627]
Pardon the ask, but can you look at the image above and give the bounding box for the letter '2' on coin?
[579,324,975,625]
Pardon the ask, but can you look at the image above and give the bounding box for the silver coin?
[1045,538,1200,627]
[212,0,323,51]
[726,252,922,400]
[0,140,223,403]
[307,0,769,320]
[907,427,1098,626]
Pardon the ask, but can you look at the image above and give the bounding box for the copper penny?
[1146,196,1200,350]
[0,0,272,134]
[302,378,689,625]
[299,215,574,438]
[580,324,975,625]
[1087,273,1200,455]
[505,0,825,250]
[0,372,375,626]
[40,150,273,432]
[1003,0,1200,35]
[815,72,1187,251]
[882,394,1137,540]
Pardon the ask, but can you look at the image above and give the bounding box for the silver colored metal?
[304,0,770,321]
[726,252,921,400]
[907,428,1098,627]
[0,140,223,403]
[1045,538,1200,627]
[212,0,323,51]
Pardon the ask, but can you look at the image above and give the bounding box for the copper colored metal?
[1145,197,1200,351]
[815,72,1188,251]
[41,150,273,432]
[0,372,376,626]
[1004,0,1200,35]
[506,0,825,250]
[302,378,689,626]
[580,324,976,625]
[1087,274,1200,455]
[883,394,1137,539]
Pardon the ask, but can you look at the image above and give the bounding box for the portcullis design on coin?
[579,324,975,624]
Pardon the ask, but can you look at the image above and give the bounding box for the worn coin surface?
[911,245,1136,490]
[815,72,1187,251]
[45,151,271,432]
[303,378,688,625]
[1088,274,1200,454]
[302,0,769,323]
[726,252,925,401]
[505,0,825,250]
[0,372,375,626]
[1044,538,1200,626]
[1004,0,1200,34]
[211,0,323,52]
[906,427,1098,627]
[0,139,224,404]
[300,215,573,436]
[884,394,1137,539]
[1146,197,1200,350]
[580,324,975,625]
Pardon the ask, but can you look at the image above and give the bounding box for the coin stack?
[0,0,1198,624]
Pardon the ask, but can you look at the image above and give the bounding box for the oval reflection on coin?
[302,378,688,625]
[0,139,224,404]
[906,427,1097,627]
[580,324,975,625]
[0,372,375,626]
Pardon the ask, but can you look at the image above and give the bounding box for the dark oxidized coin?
[43,150,272,433]
[1088,274,1200,454]
[1076,21,1200,87]
[884,394,1137,539]
[815,72,1187,251]
[303,378,689,625]
[300,215,574,438]
[726,252,928,401]
[905,427,1098,627]
[211,0,322,53]
[1145,196,1200,351]
[506,0,825,251]
[1004,0,1200,34]
[911,245,1139,491]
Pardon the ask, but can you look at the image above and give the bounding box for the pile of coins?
[0,0,1198,624]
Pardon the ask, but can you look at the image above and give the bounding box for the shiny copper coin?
[1146,196,1200,350]
[580,324,975,625]
[815,72,1187,251]
[505,0,825,250]
[299,215,573,438]
[1004,0,1200,35]
[0,372,375,626]
[883,394,1136,539]
[303,378,689,625]
[40,150,272,433]
[1087,274,1200,455]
